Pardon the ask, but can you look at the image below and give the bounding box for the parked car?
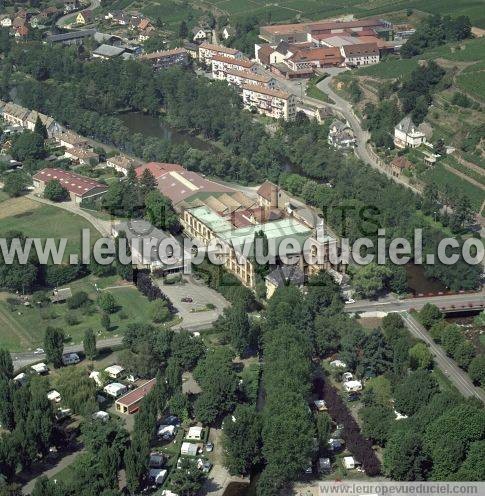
[345,298,355,304]
[181,297,193,303]
[34,348,44,354]
[205,442,214,452]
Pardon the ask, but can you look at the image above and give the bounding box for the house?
[92,410,109,422]
[192,27,208,42]
[15,26,29,38]
[47,390,61,403]
[222,26,236,39]
[12,17,26,29]
[183,42,198,59]
[50,287,72,303]
[104,382,127,398]
[64,0,78,13]
[105,365,125,379]
[328,120,356,149]
[76,10,93,26]
[25,110,61,137]
[106,154,141,175]
[64,147,100,165]
[2,102,30,127]
[33,168,108,204]
[265,265,305,298]
[138,18,154,34]
[394,115,426,149]
[148,468,167,485]
[55,130,89,149]
[389,156,414,177]
[186,426,203,441]
[62,352,80,365]
[180,442,199,456]
[31,362,49,375]
[242,84,296,121]
[149,452,165,468]
[343,456,356,470]
[343,380,362,392]
[0,16,12,28]
[198,42,242,65]
[340,43,380,66]
[285,47,343,70]
[92,44,125,59]
[115,378,157,414]
[316,106,333,123]
[141,48,189,69]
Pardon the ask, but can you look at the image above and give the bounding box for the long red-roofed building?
[33,168,107,203]
[115,378,156,414]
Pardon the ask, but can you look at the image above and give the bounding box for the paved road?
[401,311,485,403]
[55,0,101,28]
[344,291,484,313]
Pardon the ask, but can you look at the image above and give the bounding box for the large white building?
[224,68,276,89]
[340,42,379,66]
[394,115,426,149]
[211,54,257,80]
[198,42,242,65]
[242,84,296,121]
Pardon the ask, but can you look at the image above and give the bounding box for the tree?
[409,342,433,370]
[83,328,97,360]
[31,476,57,496]
[468,355,485,386]
[383,425,430,480]
[43,179,69,202]
[453,340,475,369]
[222,405,262,476]
[352,263,392,299]
[217,303,251,355]
[11,131,46,162]
[139,169,157,199]
[55,367,97,416]
[44,327,64,368]
[169,458,205,496]
[178,20,188,39]
[193,348,238,424]
[0,348,13,380]
[3,172,30,198]
[455,440,485,480]
[364,375,392,406]
[97,291,117,314]
[145,190,180,232]
[101,313,111,331]
[418,303,442,329]
[33,116,48,140]
[67,291,89,309]
[441,324,463,356]
[315,412,332,449]
[360,404,394,446]
[394,370,439,416]
[450,195,474,231]
[150,300,171,324]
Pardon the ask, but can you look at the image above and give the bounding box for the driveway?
[157,275,229,331]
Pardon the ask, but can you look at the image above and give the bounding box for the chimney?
[270,184,278,208]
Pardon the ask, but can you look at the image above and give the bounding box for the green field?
[0,199,100,260]
[456,62,485,102]
[200,0,485,27]
[422,164,484,212]
[0,275,162,351]
[421,37,485,62]
[357,58,419,79]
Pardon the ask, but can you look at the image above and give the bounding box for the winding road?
[55,0,101,29]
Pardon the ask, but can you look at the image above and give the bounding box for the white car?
[344,298,355,305]
[33,348,45,354]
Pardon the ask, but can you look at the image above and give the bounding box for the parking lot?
[156,275,229,331]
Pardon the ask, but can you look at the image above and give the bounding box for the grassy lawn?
[0,198,100,260]
[306,77,331,103]
[456,67,485,102]
[0,190,10,203]
[357,58,419,79]
[0,275,171,352]
[421,37,485,62]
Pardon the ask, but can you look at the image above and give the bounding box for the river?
[405,264,447,295]
[118,112,214,151]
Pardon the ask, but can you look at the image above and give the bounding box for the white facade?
[394,115,426,148]
[242,85,296,121]
[198,43,242,65]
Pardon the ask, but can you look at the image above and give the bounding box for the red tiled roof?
[241,83,291,100]
[33,168,107,197]
[257,44,274,65]
[257,180,277,201]
[342,42,379,57]
[135,162,185,179]
[141,48,186,60]
[138,18,151,30]
[290,46,341,63]
[390,156,414,170]
[212,54,255,69]
[199,42,240,55]
[225,68,272,83]
[115,378,156,407]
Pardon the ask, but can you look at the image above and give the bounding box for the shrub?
[67,291,89,309]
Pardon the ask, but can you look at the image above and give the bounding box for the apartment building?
[140,47,189,69]
[211,54,257,79]
[198,42,242,65]
[242,84,296,120]
[1,102,30,127]
[225,68,276,89]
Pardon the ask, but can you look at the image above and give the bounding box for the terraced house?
[198,42,242,65]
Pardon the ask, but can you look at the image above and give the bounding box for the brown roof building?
[390,156,414,177]
[115,378,156,414]
[33,168,107,203]
[286,46,342,70]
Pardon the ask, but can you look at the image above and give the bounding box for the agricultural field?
[357,57,419,79]
[456,65,485,102]
[0,275,161,351]
[421,37,485,62]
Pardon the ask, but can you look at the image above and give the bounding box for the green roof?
[188,206,232,233]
